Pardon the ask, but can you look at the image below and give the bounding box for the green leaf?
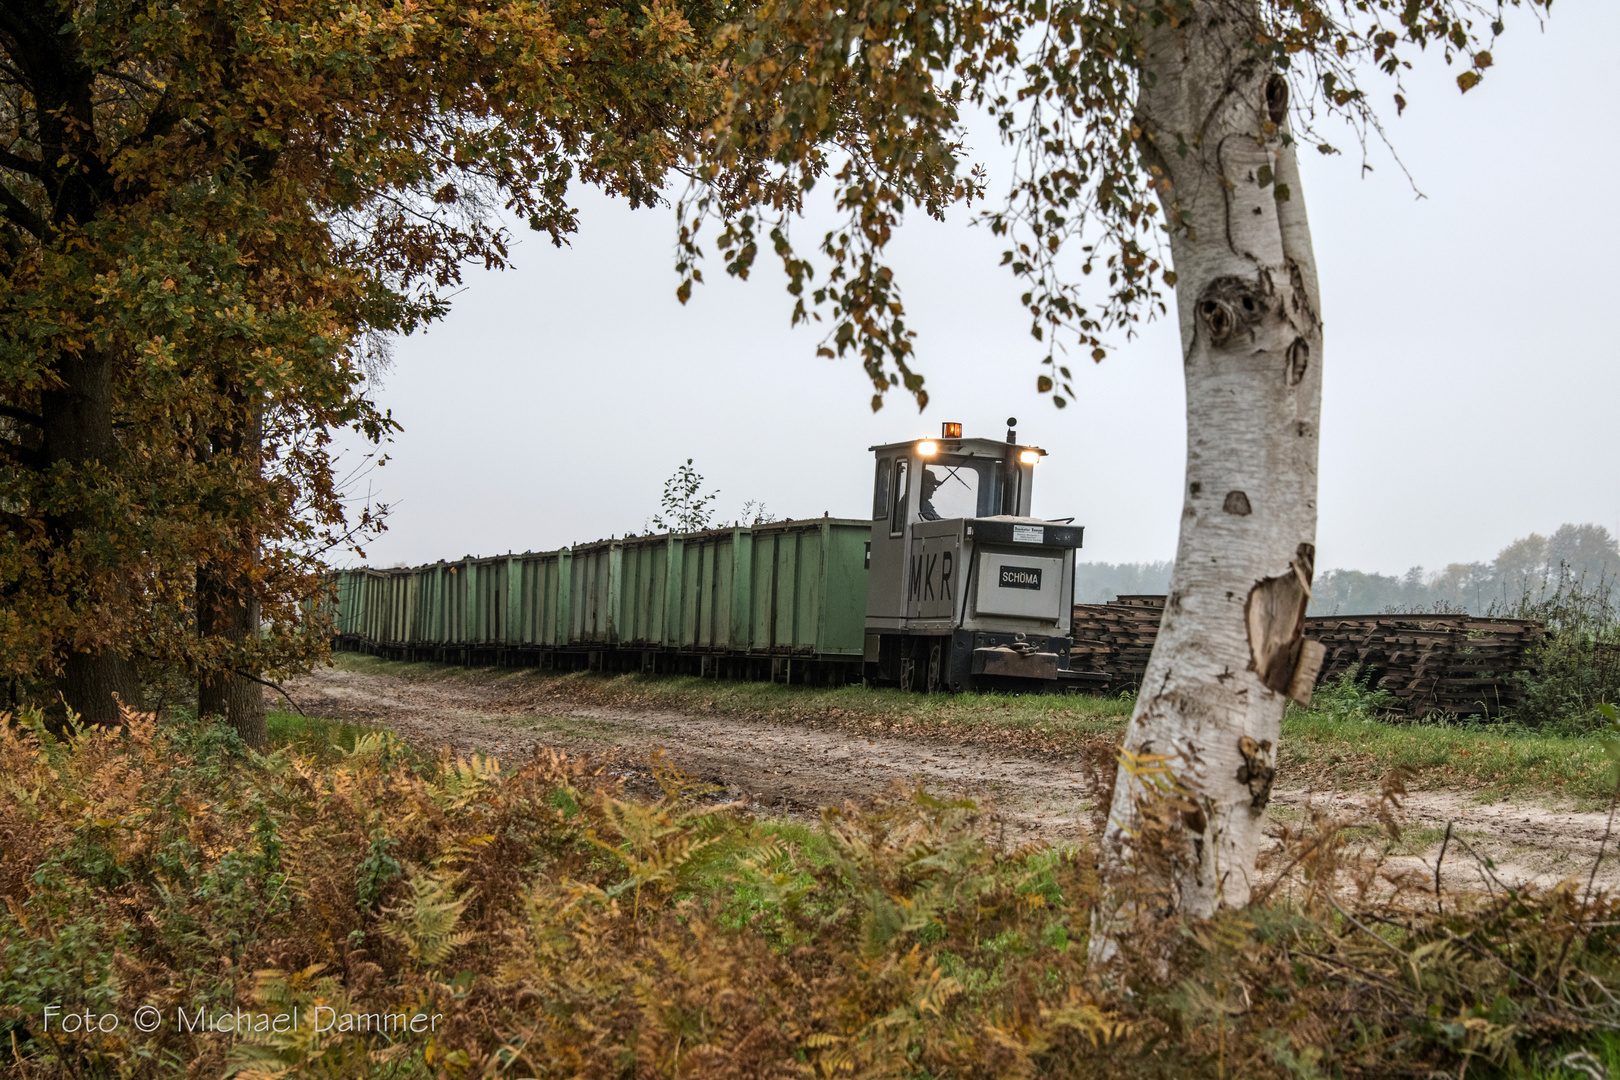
[1457,70,1482,93]
[1600,734,1620,792]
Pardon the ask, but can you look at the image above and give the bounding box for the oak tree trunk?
[197,575,266,749]
[197,400,267,750]
[1100,0,1325,919]
[17,10,140,727]
[41,347,138,726]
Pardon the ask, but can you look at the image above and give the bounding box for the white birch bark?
[1098,0,1325,922]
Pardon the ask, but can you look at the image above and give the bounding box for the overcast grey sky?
[339,2,1619,577]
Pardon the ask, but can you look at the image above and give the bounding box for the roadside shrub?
[1498,574,1620,732]
[2,710,1619,1078]
[1513,634,1620,734]
[1304,665,1397,722]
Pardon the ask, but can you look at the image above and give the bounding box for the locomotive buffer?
[865,419,1103,693]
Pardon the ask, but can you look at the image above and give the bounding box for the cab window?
[888,460,909,536]
[918,456,995,521]
[872,458,891,520]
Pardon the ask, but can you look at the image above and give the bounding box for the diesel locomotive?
[331,419,1101,693]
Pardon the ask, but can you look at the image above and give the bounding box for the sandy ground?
[283,664,1620,893]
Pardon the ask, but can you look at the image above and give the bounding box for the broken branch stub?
[1236,735,1276,809]
[1287,641,1326,706]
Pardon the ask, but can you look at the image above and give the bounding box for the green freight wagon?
[506,549,571,650]
[331,517,871,682]
[569,540,619,647]
[617,533,671,648]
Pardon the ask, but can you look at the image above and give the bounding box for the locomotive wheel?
[899,655,916,692]
[926,641,942,694]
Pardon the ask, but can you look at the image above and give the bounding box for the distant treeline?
[1074,561,1175,605]
[1076,523,1620,616]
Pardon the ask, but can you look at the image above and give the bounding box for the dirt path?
[290,666,1102,838]
[284,665,1620,891]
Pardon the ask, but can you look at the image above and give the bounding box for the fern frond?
[380,865,474,968]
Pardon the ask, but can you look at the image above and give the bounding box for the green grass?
[1278,709,1617,805]
[512,714,650,741]
[1332,822,1454,857]
[1505,1029,1620,1080]
[266,709,377,762]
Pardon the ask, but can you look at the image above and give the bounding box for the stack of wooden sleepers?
[1070,595,1544,717]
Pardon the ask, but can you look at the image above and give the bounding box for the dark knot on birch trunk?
[1265,74,1289,125]
[1196,276,1267,347]
[1286,337,1310,386]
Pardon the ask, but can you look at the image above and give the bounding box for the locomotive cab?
[864,419,1086,692]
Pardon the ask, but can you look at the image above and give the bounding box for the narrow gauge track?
[332,587,1546,719]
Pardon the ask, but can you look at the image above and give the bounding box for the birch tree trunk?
[1100,0,1325,920]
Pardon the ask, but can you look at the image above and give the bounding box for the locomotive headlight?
[917,440,939,457]
[1018,450,1040,464]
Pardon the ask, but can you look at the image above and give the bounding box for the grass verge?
[1278,710,1616,805]
[266,709,376,761]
